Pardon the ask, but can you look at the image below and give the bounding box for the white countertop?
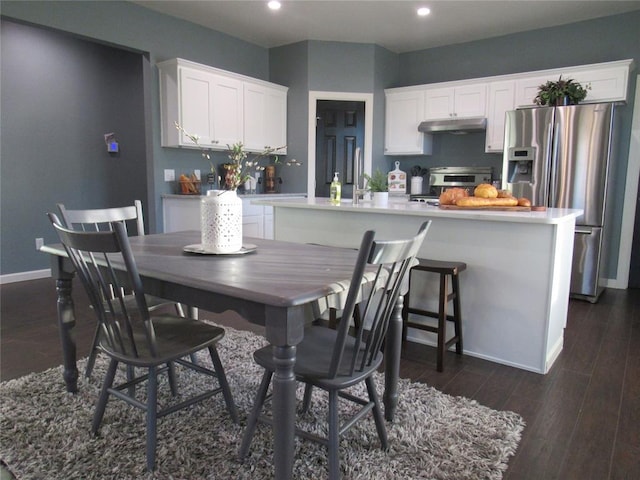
[162,193,307,200]
[254,197,583,225]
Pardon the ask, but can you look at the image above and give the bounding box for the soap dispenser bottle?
[330,172,341,205]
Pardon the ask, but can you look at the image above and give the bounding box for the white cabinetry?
[243,83,288,152]
[384,59,633,156]
[424,84,487,120]
[384,89,431,155]
[159,58,288,153]
[162,195,299,239]
[514,60,631,107]
[485,81,515,153]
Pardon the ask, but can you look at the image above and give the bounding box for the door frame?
[307,91,373,199]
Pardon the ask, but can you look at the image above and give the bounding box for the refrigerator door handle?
[574,227,593,235]
[548,121,558,206]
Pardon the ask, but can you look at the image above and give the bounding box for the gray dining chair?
[239,221,431,479]
[57,201,186,378]
[48,213,239,471]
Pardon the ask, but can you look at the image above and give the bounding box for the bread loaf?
[517,197,532,207]
[455,197,519,207]
[439,187,469,205]
[474,183,498,198]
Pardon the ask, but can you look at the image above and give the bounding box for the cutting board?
[439,205,532,212]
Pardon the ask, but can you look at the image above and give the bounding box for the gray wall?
[1,1,638,282]
[1,0,270,275]
[1,19,148,273]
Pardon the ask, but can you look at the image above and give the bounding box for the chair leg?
[327,390,341,480]
[301,383,313,413]
[436,274,448,372]
[84,326,101,377]
[452,273,463,355]
[126,365,136,397]
[146,366,158,471]
[401,269,412,345]
[238,370,272,460]
[208,346,239,423]
[92,358,118,435]
[167,362,178,397]
[365,376,388,450]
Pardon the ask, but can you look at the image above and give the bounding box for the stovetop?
[409,195,440,205]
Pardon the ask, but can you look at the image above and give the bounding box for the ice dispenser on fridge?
[505,147,536,198]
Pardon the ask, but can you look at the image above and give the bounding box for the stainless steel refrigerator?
[502,103,615,302]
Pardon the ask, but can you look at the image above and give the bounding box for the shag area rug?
[0,325,524,479]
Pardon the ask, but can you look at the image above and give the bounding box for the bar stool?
[402,259,466,372]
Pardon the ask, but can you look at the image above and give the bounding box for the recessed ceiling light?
[417,7,431,17]
[268,1,281,10]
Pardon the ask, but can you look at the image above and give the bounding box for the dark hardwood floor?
[1,278,639,479]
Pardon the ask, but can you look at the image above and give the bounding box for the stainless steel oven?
[409,166,493,203]
[427,166,492,196]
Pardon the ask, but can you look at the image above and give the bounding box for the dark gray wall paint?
[1,0,270,275]
[1,19,147,274]
[1,0,269,257]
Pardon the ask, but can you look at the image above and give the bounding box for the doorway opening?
[307,91,373,199]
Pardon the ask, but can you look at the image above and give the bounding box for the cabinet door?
[211,74,243,147]
[454,84,487,118]
[424,87,454,120]
[485,81,515,153]
[384,90,426,155]
[179,67,217,147]
[569,66,629,103]
[244,83,287,153]
[515,74,556,107]
[243,215,264,238]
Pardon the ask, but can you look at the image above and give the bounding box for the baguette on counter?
[456,196,519,207]
[439,184,532,208]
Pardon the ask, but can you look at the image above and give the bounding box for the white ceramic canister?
[201,190,243,253]
[410,176,423,195]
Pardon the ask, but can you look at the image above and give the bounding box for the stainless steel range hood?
[418,117,487,134]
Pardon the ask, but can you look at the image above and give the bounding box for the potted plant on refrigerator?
[534,76,591,106]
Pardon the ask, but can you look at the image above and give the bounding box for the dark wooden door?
[315,100,365,199]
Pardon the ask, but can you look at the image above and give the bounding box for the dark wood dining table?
[41,230,405,480]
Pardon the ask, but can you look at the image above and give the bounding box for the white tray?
[183,243,257,255]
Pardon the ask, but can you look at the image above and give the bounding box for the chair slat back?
[57,200,145,236]
[329,221,431,379]
[48,212,155,358]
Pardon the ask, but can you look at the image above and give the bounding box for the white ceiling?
[134,0,640,53]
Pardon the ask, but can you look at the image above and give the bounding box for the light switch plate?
[164,169,175,182]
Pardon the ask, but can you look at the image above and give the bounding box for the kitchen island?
[254,197,583,374]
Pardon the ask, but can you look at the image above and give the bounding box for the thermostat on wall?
[104,132,119,153]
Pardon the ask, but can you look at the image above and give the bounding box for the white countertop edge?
[253,197,583,225]
[162,193,307,200]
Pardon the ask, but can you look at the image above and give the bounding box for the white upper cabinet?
[424,84,487,120]
[485,81,515,153]
[384,89,429,155]
[243,82,288,153]
[514,60,632,107]
[159,58,288,152]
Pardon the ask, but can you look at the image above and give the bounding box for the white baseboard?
[0,269,51,285]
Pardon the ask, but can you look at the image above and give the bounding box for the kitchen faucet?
[352,147,367,204]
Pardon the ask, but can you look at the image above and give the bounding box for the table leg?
[384,294,403,421]
[55,276,78,393]
[271,344,296,480]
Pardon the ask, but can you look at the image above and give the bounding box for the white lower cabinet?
[162,195,295,239]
